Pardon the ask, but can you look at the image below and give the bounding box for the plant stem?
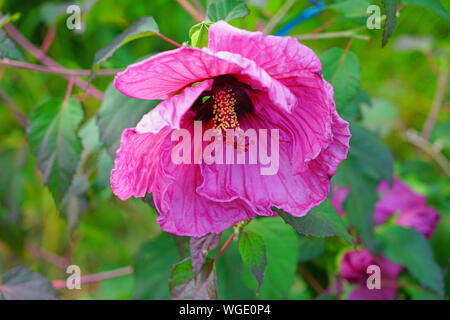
[3,22,104,100]
[297,264,325,295]
[421,68,448,141]
[40,26,57,54]
[264,0,296,34]
[0,58,120,76]
[211,231,236,264]
[296,29,370,41]
[176,0,204,22]
[52,266,133,290]
[155,32,182,48]
[0,88,28,128]
[405,129,450,178]
[27,244,71,270]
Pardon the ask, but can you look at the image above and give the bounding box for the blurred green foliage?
[0,0,448,300]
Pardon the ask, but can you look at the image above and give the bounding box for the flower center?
[212,89,240,131]
[191,76,254,130]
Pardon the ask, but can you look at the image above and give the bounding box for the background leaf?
[96,81,159,156]
[207,0,250,22]
[376,225,444,297]
[277,199,353,245]
[93,16,159,69]
[0,29,24,60]
[190,233,221,277]
[169,257,217,300]
[27,97,83,203]
[133,233,180,299]
[321,48,361,110]
[238,230,267,292]
[402,0,450,22]
[242,218,299,299]
[382,0,398,47]
[0,267,57,300]
[297,236,326,262]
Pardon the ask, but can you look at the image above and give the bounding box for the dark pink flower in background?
[375,178,439,238]
[329,184,349,217]
[332,177,440,299]
[331,177,440,239]
[339,249,402,300]
[111,21,350,236]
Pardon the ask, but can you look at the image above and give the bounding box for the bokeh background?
[0,0,448,299]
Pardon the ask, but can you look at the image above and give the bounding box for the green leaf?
[27,97,84,203]
[321,48,361,110]
[334,159,378,252]
[0,30,24,60]
[169,258,217,299]
[339,90,371,121]
[403,0,450,22]
[329,0,371,18]
[92,16,159,69]
[96,81,159,156]
[207,0,250,22]
[190,233,221,277]
[0,149,26,223]
[277,199,353,245]
[382,0,398,47]
[239,231,267,292]
[215,230,256,299]
[133,233,180,299]
[376,225,444,297]
[0,267,57,300]
[333,124,393,252]
[297,236,326,262]
[189,22,213,48]
[348,124,394,182]
[242,218,299,299]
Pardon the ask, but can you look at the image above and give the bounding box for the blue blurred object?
[275,1,326,36]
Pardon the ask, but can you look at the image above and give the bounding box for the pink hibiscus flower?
[331,177,440,239]
[339,249,402,300]
[375,178,439,238]
[110,21,350,236]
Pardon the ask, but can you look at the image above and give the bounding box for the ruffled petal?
[114,46,297,114]
[154,159,257,237]
[197,114,332,217]
[208,21,322,78]
[136,79,213,134]
[110,127,171,200]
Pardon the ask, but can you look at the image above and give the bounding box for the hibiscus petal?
[135,79,213,134]
[110,127,171,200]
[114,46,297,114]
[208,20,322,78]
[154,161,258,237]
[197,115,327,217]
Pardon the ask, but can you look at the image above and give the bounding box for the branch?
[264,0,296,34]
[176,0,204,23]
[52,266,133,290]
[421,68,449,141]
[3,22,104,100]
[405,129,450,178]
[296,29,370,41]
[0,88,27,128]
[297,264,325,295]
[27,244,71,270]
[40,26,57,54]
[0,58,120,77]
